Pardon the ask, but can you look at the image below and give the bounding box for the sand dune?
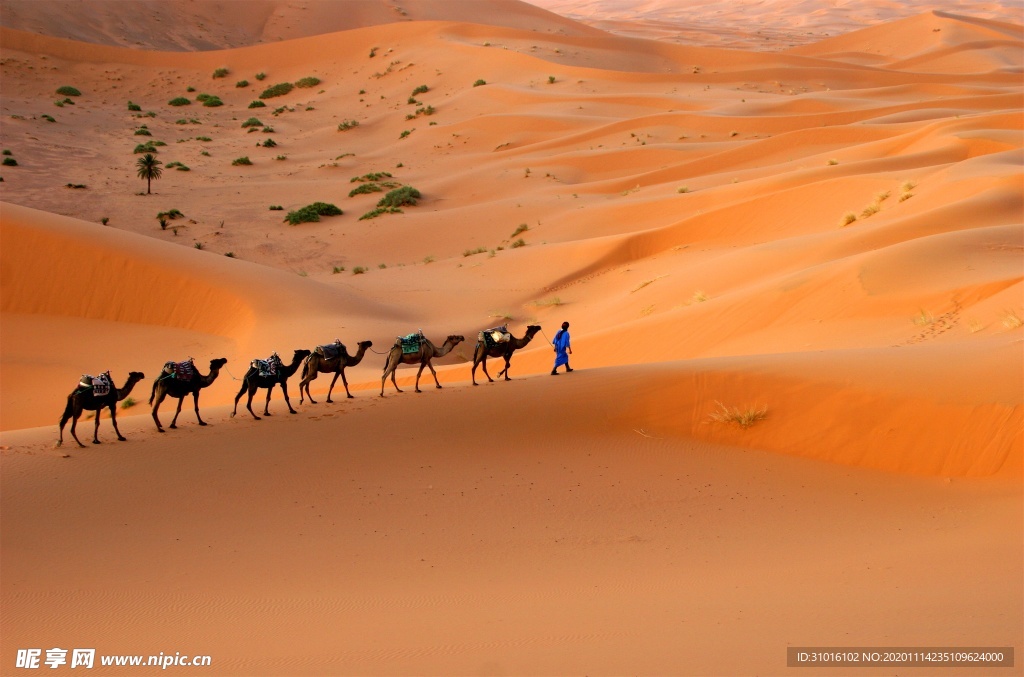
[1,1,1021,674]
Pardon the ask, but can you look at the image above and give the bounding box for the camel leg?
[415,362,426,393]
[193,391,207,426]
[281,382,297,414]
[110,403,126,441]
[169,396,185,429]
[262,383,275,417]
[326,372,340,403]
[480,353,494,383]
[232,380,247,418]
[340,368,354,398]
[502,355,513,381]
[300,372,317,405]
[58,398,74,447]
[152,390,167,433]
[68,403,86,448]
[428,360,442,389]
[92,407,102,444]
[246,385,261,420]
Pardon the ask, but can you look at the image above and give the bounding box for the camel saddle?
[479,325,510,346]
[397,332,424,354]
[252,353,282,378]
[79,372,112,396]
[162,359,195,381]
[316,342,345,360]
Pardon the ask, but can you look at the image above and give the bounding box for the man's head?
[561,321,570,330]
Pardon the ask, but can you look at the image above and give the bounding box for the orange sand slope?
[528,0,1024,48]
[1,2,1022,675]
[0,0,602,51]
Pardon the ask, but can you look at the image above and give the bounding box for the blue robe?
[553,329,571,367]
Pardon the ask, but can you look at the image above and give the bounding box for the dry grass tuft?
[1002,309,1023,329]
[913,308,934,326]
[709,401,767,428]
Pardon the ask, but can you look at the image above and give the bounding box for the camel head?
[357,340,373,350]
[128,371,146,382]
[447,335,465,346]
[210,358,228,369]
[292,349,312,360]
[526,325,542,336]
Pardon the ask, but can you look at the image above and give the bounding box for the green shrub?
[232,156,252,166]
[212,68,229,79]
[3,157,18,166]
[241,117,263,128]
[255,72,267,81]
[261,126,275,133]
[511,223,529,236]
[473,79,486,87]
[41,114,56,122]
[349,183,383,197]
[259,82,294,99]
[351,172,392,183]
[352,266,367,275]
[260,138,277,148]
[168,97,191,106]
[510,238,526,248]
[195,136,212,142]
[269,205,283,210]
[337,119,359,131]
[56,86,81,96]
[274,155,286,160]
[284,202,343,225]
[360,207,401,221]
[175,164,190,171]
[127,101,142,111]
[248,100,266,108]
[201,96,223,107]
[134,143,157,154]
[2,150,10,155]
[186,86,196,92]
[134,128,152,136]
[378,185,420,208]
[399,129,412,139]
[332,266,345,274]
[235,80,249,88]
[295,76,320,88]
[412,84,429,96]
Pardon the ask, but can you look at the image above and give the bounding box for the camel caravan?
[57,324,548,448]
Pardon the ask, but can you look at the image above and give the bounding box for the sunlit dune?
[1,1,1021,674]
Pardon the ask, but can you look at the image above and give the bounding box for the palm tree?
[136,153,162,194]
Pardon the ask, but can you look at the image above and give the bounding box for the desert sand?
[1,0,1021,674]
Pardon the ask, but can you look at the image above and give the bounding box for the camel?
[298,340,373,404]
[149,357,227,432]
[58,371,146,448]
[380,334,464,396]
[231,349,311,420]
[471,325,542,385]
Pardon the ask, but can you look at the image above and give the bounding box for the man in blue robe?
[551,321,573,375]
